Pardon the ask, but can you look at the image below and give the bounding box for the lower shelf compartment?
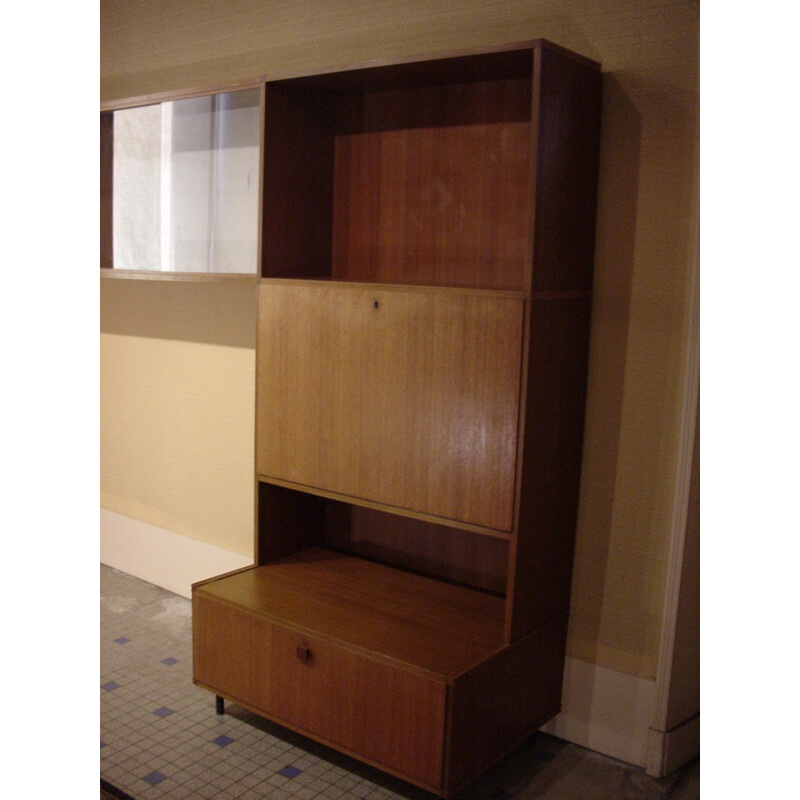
[192,549,568,795]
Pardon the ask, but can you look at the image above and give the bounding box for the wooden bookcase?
[193,40,601,797]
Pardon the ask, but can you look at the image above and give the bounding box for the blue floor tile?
[278,765,303,779]
[142,770,167,786]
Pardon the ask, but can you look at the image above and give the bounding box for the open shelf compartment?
[261,45,535,290]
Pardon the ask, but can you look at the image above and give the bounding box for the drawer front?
[271,626,447,789]
[193,592,447,790]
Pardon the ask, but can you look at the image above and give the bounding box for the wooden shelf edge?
[191,564,257,591]
[258,276,525,299]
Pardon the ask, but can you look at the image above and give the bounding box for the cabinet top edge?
[536,38,602,70]
[264,39,599,86]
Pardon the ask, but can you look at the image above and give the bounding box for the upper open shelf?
[261,44,538,291]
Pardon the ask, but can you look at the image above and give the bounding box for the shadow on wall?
[567,71,641,665]
[567,62,700,680]
[100,279,258,349]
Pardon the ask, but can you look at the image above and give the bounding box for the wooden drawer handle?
[296,645,312,663]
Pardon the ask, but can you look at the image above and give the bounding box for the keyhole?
[373,300,379,309]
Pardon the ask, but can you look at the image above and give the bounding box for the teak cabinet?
[193,40,602,797]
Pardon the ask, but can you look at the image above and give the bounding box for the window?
[101,88,261,274]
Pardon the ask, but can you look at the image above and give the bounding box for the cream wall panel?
[542,657,657,768]
[100,0,699,683]
[100,280,258,556]
[663,411,700,731]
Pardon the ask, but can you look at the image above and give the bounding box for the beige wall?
[101,279,258,556]
[100,0,699,683]
[663,404,700,731]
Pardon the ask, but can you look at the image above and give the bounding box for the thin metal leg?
[215,695,224,715]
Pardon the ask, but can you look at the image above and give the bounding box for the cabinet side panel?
[262,86,334,278]
[530,47,602,292]
[445,612,568,794]
[257,482,326,564]
[507,298,592,640]
[192,590,274,711]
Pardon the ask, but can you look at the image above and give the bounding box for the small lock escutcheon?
[296,644,312,663]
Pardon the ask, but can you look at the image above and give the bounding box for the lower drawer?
[193,591,448,790]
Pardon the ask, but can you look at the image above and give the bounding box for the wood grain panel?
[269,625,446,790]
[193,582,448,791]
[324,501,509,593]
[445,612,568,793]
[256,281,524,532]
[529,46,602,292]
[331,77,531,289]
[506,297,592,641]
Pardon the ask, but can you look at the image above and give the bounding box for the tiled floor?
[100,564,699,800]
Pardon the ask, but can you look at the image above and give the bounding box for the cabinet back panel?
[331,77,531,289]
[324,502,508,594]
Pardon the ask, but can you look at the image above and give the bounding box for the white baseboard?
[100,508,253,599]
[646,714,699,777]
[541,657,657,768]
